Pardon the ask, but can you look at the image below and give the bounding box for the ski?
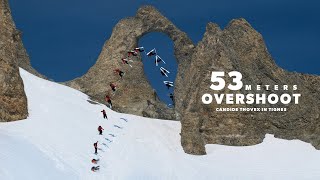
[120,118,128,122]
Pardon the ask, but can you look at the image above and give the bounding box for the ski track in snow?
[1,68,320,180]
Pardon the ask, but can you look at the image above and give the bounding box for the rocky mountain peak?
[0,0,28,121]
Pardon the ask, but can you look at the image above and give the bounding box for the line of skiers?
[91,109,109,172]
[146,48,175,105]
[103,47,145,109]
[91,46,176,172]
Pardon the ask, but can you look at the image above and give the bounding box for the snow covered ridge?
[1,68,320,180]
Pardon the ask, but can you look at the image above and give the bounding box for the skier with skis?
[128,50,138,57]
[163,81,174,89]
[155,55,166,66]
[101,109,108,119]
[121,58,133,67]
[160,67,170,77]
[114,69,125,79]
[146,48,157,57]
[110,83,117,92]
[91,166,100,172]
[93,141,98,154]
[105,95,112,108]
[169,93,174,103]
[134,47,144,53]
[98,126,104,135]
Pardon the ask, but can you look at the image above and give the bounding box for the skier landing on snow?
[105,95,112,109]
[91,166,100,172]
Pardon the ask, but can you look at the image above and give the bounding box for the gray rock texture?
[66,6,320,155]
[3,2,318,155]
[177,20,320,154]
[65,6,194,120]
[0,0,28,121]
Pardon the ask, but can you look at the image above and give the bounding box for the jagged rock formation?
[177,20,320,154]
[65,6,194,119]
[66,6,320,155]
[0,0,28,121]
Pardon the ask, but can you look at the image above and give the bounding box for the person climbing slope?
[105,95,112,108]
[121,58,133,67]
[114,69,125,79]
[93,141,98,154]
[101,109,108,119]
[91,166,100,172]
[110,83,117,93]
[98,126,104,135]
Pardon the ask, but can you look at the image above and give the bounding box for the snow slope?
[1,68,320,180]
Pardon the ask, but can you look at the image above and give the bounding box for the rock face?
[65,6,320,154]
[177,20,320,154]
[65,6,194,119]
[0,0,28,121]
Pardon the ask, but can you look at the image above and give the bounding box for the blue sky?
[9,0,320,103]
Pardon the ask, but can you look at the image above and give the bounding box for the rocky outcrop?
[64,6,320,155]
[65,6,194,119]
[0,0,28,121]
[177,20,320,154]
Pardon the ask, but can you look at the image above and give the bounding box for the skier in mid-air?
[128,50,138,57]
[105,95,112,108]
[146,48,157,57]
[134,47,144,53]
[160,67,170,77]
[121,58,133,67]
[155,55,166,66]
[169,93,174,103]
[163,81,174,89]
[110,83,117,93]
[114,69,125,79]
[98,126,104,135]
[91,166,100,172]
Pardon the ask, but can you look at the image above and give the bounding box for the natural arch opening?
[138,32,178,107]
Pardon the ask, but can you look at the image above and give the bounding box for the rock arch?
[65,6,195,119]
